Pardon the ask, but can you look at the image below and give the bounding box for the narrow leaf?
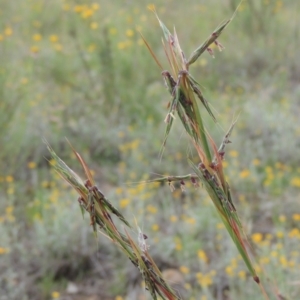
[153,11,173,42]
[189,78,216,122]
[74,150,95,186]
[140,32,163,70]
[187,19,231,66]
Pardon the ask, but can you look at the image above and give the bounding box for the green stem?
[189,90,212,162]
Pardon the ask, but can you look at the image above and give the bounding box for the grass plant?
[47,141,180,299]
[143,8,261,284]
[46,9,270,299]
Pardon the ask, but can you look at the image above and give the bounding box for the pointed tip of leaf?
[93,229,98,238]
[139,32,163,70]
[42,137,50,147]
[79,205,85,219]
[153,11,172,42]
[66,139,95,186]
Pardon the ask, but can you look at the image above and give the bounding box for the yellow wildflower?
[53,44,62,51]
[222,160,228,168]
[279,215,286,222]
[170,215,178,222]
[7,187,14,195]
[146,205,157,214]
[51,291,60,299]
[238,270,246,280]
[279,256,288,267]
[118,41,127,50]
[197,249,208,263]
[119,198,130,208]
[288,228,300,238]
[229,150,239,157]
[152,224,159,231]
[174,237,182,251]
[271,250,278,257]
[179,266,189,274]
[21,78,28,84]
[260,257,270,265]
[74,5,85,13]
[291,177,300,187]
[196,272,213,287]
[4,27,13,36]
[239,169,250,178]
[27,161,37,169]
[186,217,196,225]
[109,27,117,35]
[126,29,134,37]
[6,176,14,183]
[88,44,96,52]
[90,22,98,30]
[251,233,263,243]
[49,35,58,43]
[265,166,273,173]
[5,206,14,214]
[225,265,234,276]
[252,158,261,166]
[292,213,300,221]
[0,247,9,254]
[32,34,42,41]
[91,3,100,10]
[289,260,295,268]
[115,187,123,195]
[216,223,224,229]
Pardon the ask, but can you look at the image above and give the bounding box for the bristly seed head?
[168,180,175,192]
[164,113,171,124]
[210,162,218,170]
[214,40,225,52]
[84,179,92,189]
[207,47,215,58]
[78,196,85,206]
[198,162,206,170]
[141,255,152,268]
[253,276,260,284]
[219,151,225,160]
[178,69,189,76]
[138,228,149,252]
[191,177,199,188]
[180,180,186,192]
[169,35,175,46]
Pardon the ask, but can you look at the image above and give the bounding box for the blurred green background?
[1,0,300,299]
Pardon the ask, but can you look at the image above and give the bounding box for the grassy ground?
[1,0,300,299]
